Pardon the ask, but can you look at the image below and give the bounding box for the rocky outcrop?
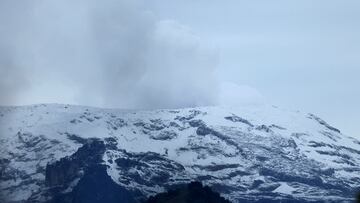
[44,139,138,203]
[49,164,137,203]
[146,182,231,203]
[224,115,254,127]
[308,114,341,133]
[45,139,105,189]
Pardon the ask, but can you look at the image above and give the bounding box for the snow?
[0,103,359,202]
[273,182,296,195]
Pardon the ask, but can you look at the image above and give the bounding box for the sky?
[0,0,359,138]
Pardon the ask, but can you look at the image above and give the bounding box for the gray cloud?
[0,51,28,105]
[0,0,33,105]
[0,0,220,109]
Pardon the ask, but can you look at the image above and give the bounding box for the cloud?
[0,0,220,109]
[0,0,33,105]
[0,52,28,105]
[219,82,265,107]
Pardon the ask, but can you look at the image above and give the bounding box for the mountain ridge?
[0,103,359,202]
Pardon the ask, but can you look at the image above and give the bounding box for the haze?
[0,0,359,138]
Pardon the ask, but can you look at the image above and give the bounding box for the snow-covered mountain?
[0,104,359,202]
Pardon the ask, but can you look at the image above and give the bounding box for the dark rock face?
[50,165,137,203]
[224,115,254,127]
[258,168,352,196]
[255,125,273,133]
[193,124,240,152]
[145,181,231,203]
[134,120,166,131]
[269,124,286,130]
[196,126,214,136]
[45,139,138,203]
[175,110,203,121]
[107,117,127,130]
[235,198,326,203]
[64,133,87,145]
[188,119,206,127]
[150,130,178,140]
[110,150,186,188]
[45,139,105,188]
[193,164,240,172]
[0,158,10,180]
[308,114,341,133]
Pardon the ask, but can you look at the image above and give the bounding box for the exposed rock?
[269,124,286,130]
[134,120,165,131]
[64,133,87,145]
[193,164,240,172]
[175,110,203,121]
[189,119,206,127]
[45,139,105,189]
[111,150,186,188]
[224,115,254,127]
[196,126,215,136]
[146,182,231,203]
[70,119,82,124]
[150,130,178,140]
[107,118,127,130]
[49,165,137,203]
[43,139,142,203]
[308,114,341,133]
[1,104,359,203]
[255,125,273,133]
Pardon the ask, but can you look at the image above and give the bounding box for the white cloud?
[219,82,265,107]
[0,0,220,109]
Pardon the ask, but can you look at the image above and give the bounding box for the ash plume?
[0,0,219,109]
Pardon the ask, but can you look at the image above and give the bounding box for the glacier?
[0,104,359,202]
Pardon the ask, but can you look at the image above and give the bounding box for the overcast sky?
[147,0,360,138]
[0,0,359,138]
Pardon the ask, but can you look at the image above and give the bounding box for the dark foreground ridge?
[145,181,231,203]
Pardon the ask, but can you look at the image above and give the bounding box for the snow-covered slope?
[0,104,359,202]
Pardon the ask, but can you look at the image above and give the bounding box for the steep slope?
[0,104,359,202]
[145,181,231,203]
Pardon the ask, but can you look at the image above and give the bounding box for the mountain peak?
[0,104,359,202]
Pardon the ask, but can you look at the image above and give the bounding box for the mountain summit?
[0,104,359,202]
